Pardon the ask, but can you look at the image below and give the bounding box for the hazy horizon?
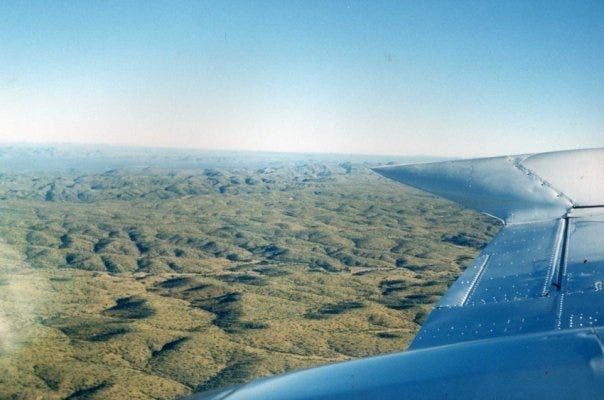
[1,1,603,157]
[0,138,602,160]
[0,139,449,159]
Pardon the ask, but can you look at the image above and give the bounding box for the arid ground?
[0,146,499,399]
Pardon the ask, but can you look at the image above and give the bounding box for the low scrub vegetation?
[0,147,499,399]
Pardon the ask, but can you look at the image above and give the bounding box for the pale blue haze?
[0,1,602,156]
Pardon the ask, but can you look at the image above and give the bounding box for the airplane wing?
[188,148,604,399]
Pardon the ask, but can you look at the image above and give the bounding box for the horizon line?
[1,139,594,161]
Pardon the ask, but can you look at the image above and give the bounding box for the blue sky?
[0,1,602,156]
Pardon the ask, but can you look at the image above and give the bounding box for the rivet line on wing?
[513,157,575,207]
[542,218,565,296]
[461,254,490,307]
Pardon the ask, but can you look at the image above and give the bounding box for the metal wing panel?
[436,253,491,307]
[373,148,604,223]
[373,155,571,223]
[374,149,604,351]
[460,220,561,304]
[437,219,562,308]
[410,297,558,349]
[411,207,604,349]
[564,211,604,294]
[558,292,603,330]
[522,148,604,206]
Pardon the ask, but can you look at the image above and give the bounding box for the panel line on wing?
[555,216,572,290]
[516,157,576,207]
[461,254,490,306]
[543,218,566,296]
[556,293,566,330]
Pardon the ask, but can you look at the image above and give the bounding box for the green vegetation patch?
[64,381,110,400]
[152,337,190,358]
[50,318,131,342]
[0,150,500,399]
[103,296,156,319]
[305,301,365,319]
[196,352,263,392]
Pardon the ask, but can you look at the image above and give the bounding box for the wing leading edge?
[188,148,604,399]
